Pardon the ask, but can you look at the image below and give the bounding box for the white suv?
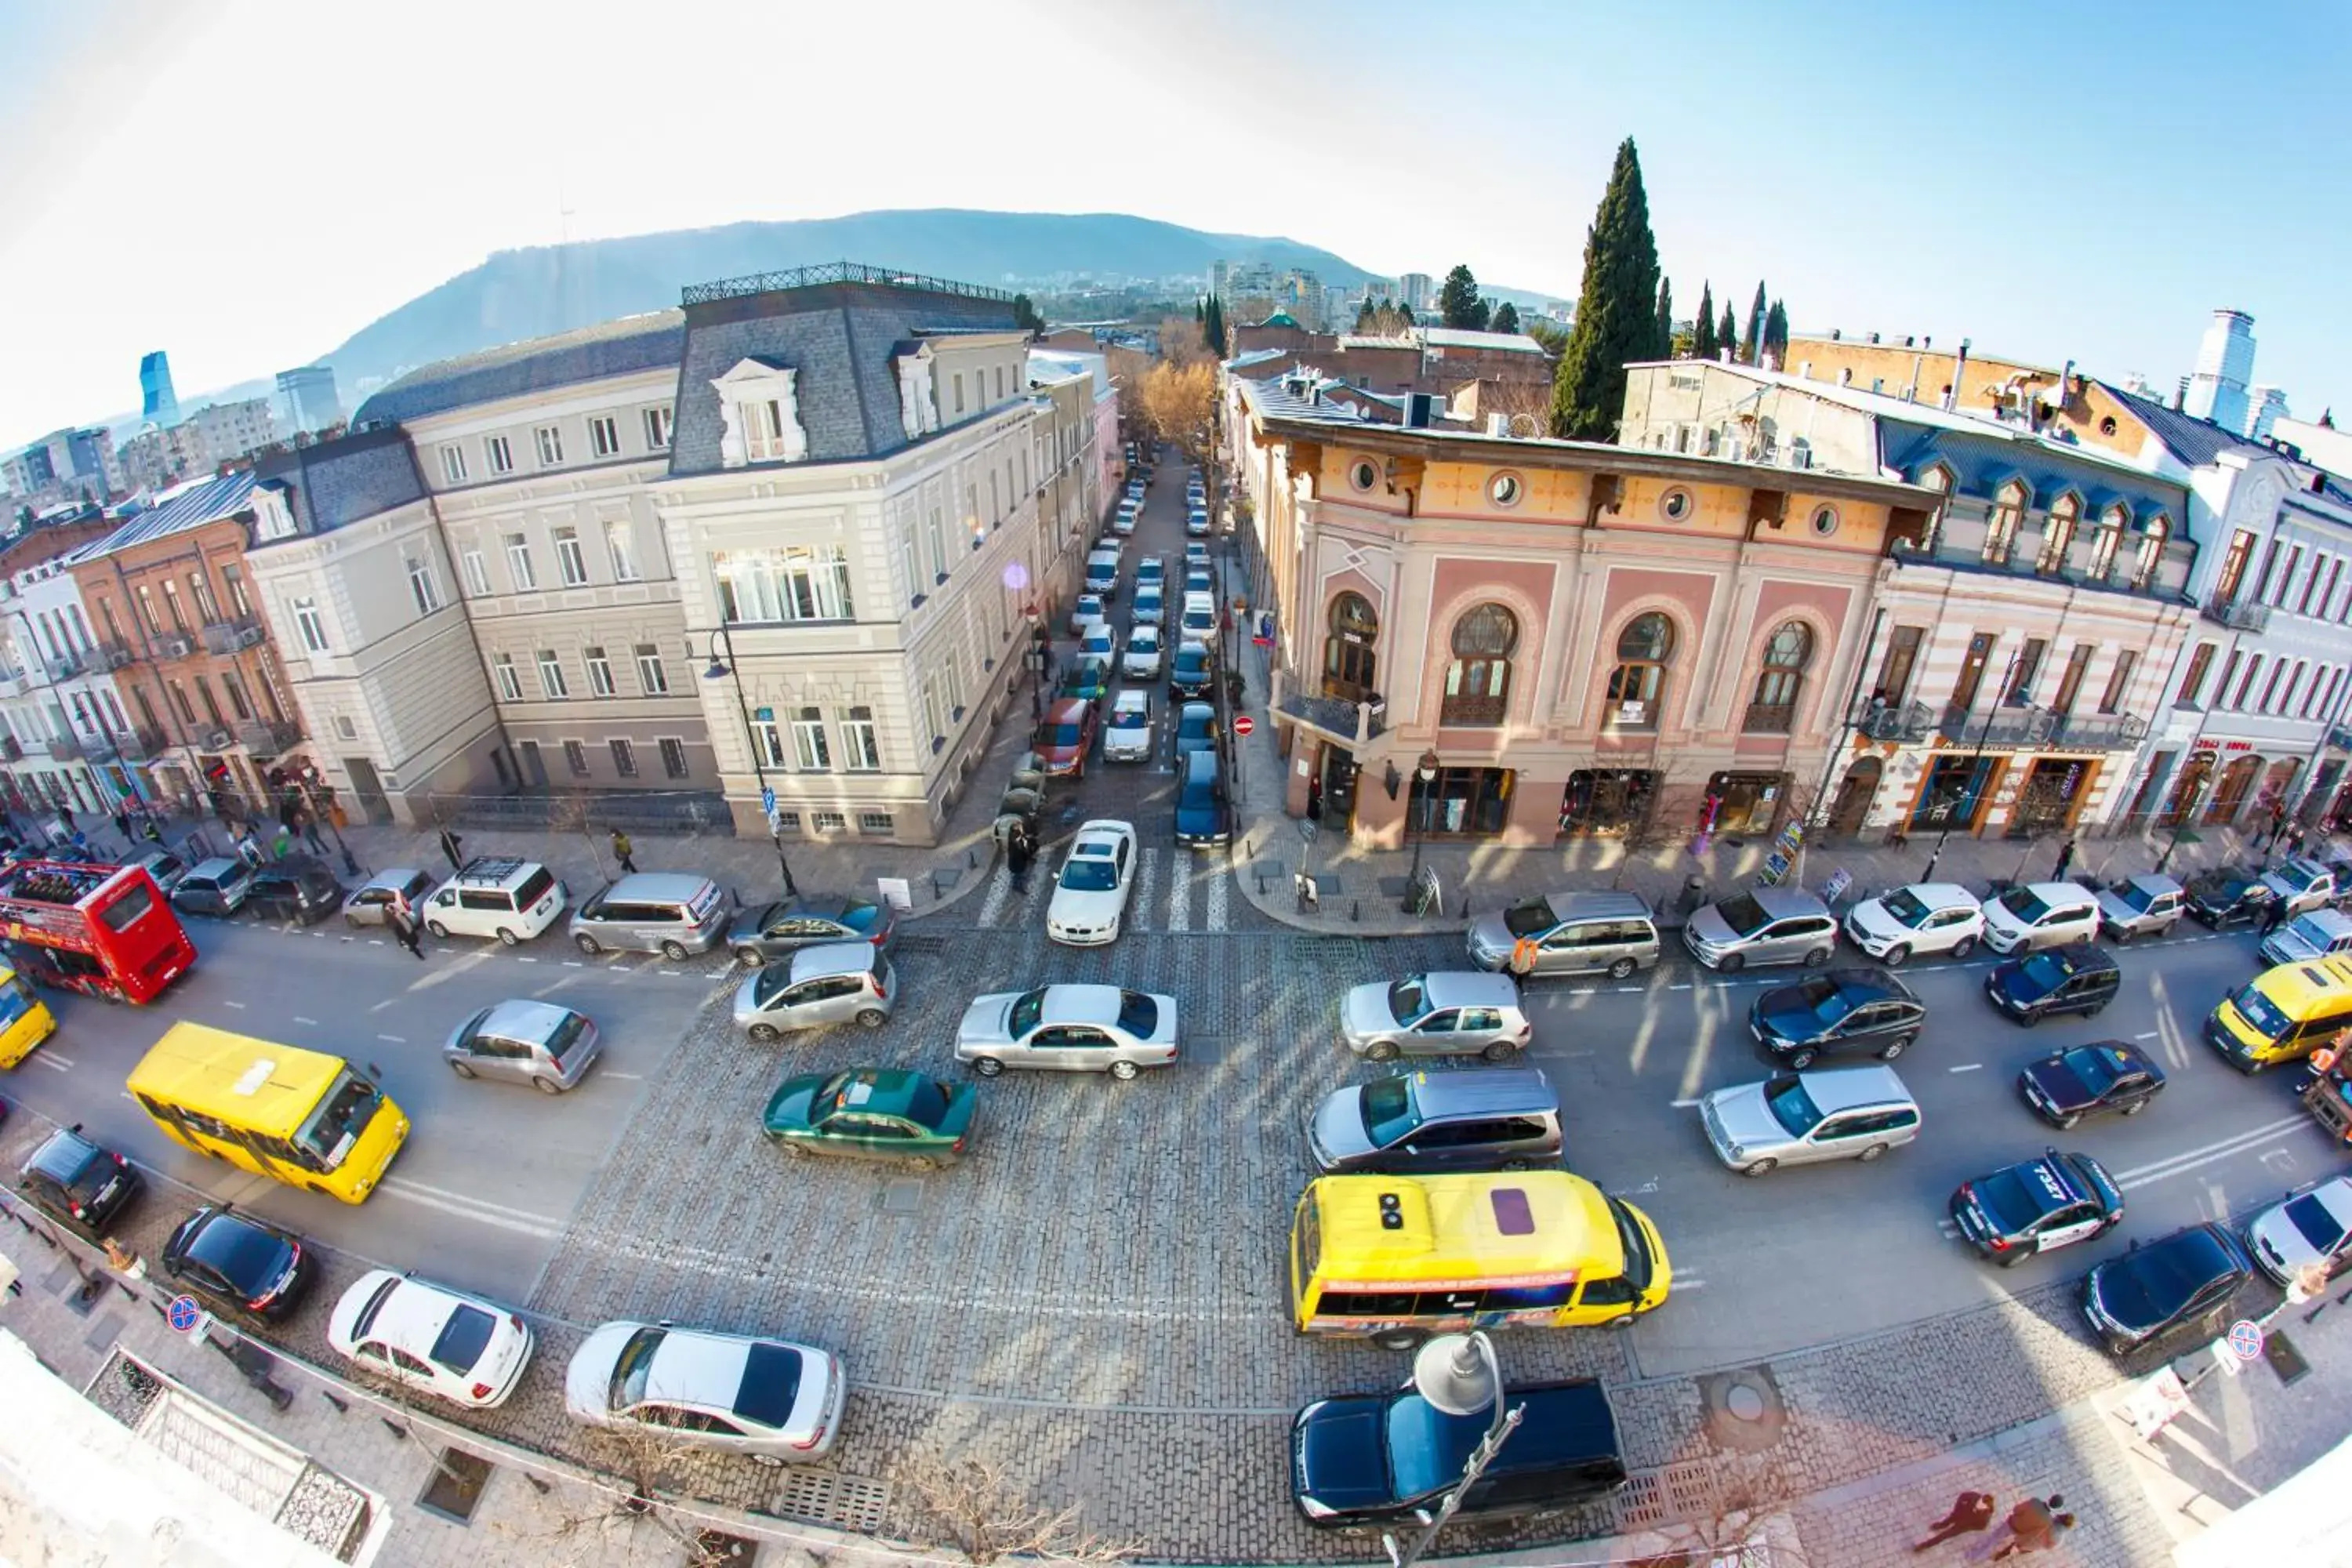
[423,858,568,946]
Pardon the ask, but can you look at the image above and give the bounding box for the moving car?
[1174,749,1231,848]
[1131,586,1164,627]
[2243,1175,2352,1285]
[1121,624,1163,680]
[1305,1066,1563,1174]
[1180,592,1217,641]
[1290,1376,1626,1533]
[1185,541,1210,568]
[343,868,437,928]
[1980,881,2100,955]
[1984,942,2120,1025]
[726,894,895,967]
[1842,883,1984,964]
[761,1067,976,1167]
[954,983,1180,1080]
[245,857,345,924]
[1173,701,1219,762]
[1682,888,1838,972]
[15,1123,142,1240]
[1030,697,1098,779]
[1047,820,1138,946]
[2263,856,2338,919]
[1102,688,1155,763]
[1169,640,1216,701]
[2183,866,2278,930]
[1340,971,1532,1063]
[2081,1223,2253,1355]
[733,943,896,1039]
[2260,908,2352,967]
[170,857,254,918]
[1465,891,1660,979]
[1749,970,1925,1069]
[2016,1040,2166,1128]
[1186,507,1211,537]
[1698,1064,1921,1177]
[1135,555,1165,589]
[129,850,190,895]
[568,873,730,959]
[1949,1151,2124,1266]
[328,1270,535,1407]
[1059,655,1112,707]
[1083,548,1120,601]
[564,1321,845,1462]
[162,1207,316,1322]
[1112,502,1140,536]
[442,1000,601,1093]
[2096,873,2185,942]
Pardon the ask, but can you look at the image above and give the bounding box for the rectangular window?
[223,565,252,619]
[658,738,689,779]
[2262,659,2288,712]
[484,434,514,474]
[2095,648,2135,714]
[927,510,946,581]
[504,533,537,590]
[643,406,672,449]
[1951,632,1996,711]
[2049,644,2092,718]
[757,721,786,767]
[633,644,668,695]
[604,519,641,582]
[792,707,830,770]
[492,654,521,702]
[711,545,855,622]
[2234,654,2264,710]
[2325,558,2347,620]
[2304,554,2328,615]
[536,650,568,699]
[812,810,847,833]
[841,706,881,771]
[437,444,467,484]
[535,425,564,466]
[516,739,544,785]
[291,597,329,654]
[2176,642,2217,707]
[584,646,616,697]
[2322,669,2347,721]
[189,572,220,623]
[162,580,187,631]
[167,680,197,726]
[2216,528,2256,600]
[1875,626,1925,705]
[460,547,490,597]
[608,738,637,778]
[2005,638,2046,705]
[554,527,588,586]
[858,811,893,836]
[953,373,965,415]
[2276,546,2304,608]
[406,555,441,615]
[588,415,621,459]
[563,739,590,777]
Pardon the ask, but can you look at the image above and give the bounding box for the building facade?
[0,513,132,816]
[274,366,343,434]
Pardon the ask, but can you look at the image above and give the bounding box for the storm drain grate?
[1613,1461,1726,1529]
[894,934,949,956]
[878,1178,924,1216]
[763,1470,890,1535]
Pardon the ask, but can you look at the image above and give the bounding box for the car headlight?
[1726,1144,1748,1162]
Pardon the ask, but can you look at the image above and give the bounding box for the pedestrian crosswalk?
[969,844,1239,933]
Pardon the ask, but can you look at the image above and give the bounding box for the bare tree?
[907,1454,1139,1566]
[1138,361,1216,463]
[1624,1452,1796,1568]
[541,1422,718,1556]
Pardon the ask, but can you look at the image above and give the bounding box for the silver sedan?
[954,983,1179,1080]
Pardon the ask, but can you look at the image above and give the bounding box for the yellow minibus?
[2207,956,2352,1073]
[0,964,58,1069]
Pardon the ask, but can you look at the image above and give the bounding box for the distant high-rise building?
[2246,385,2288,441]
[1399,273,1434,313]
[139,350,180,426]
[275,365,343,433]
[2181,309,2256,434]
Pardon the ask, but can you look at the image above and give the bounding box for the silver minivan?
[442,1000,602,1093]
[1682,888,1838,972]
[568,873,728,959]
[1699,1064,1922,1176]
[734,942,898,1039]
[1466,891,1660,979]
[1307,1066,1564,1174]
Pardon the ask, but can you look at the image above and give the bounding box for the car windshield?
[2062,1047,2122,1096]
[2017,953,2071,993]
[290,1070,383,1170]
[901,1077,951,1126]
[1110,710,1147,730]
[1502,897,1557,938]
[1998,886,2053,924]
[734,1341,805,1429]
[2285,1192,2348,1253]
[1388,977,1432,1025]
[2108,1239,2227,1325]
[612,1326,665,1407]
[1716,894,1771,937]
[1117,990,1159,1036]
[544,1010,589,1059]
[1061,853,1120,892]
[1880,887,1933,927]
[753,965,795,1004]
[2230,982,2294,1042]
[837,900,881,934]
[2286,914,2335,949]
[1043,721,1085,746]
[1176,648,1207,674]
[1385,1393,1479,1501]
[1972,1167,2052,1235]
[430,1304,499,1374]
[1359,1077,1422,1147]
[1765,1076,1825,1135]
[1008,989,1046,1036]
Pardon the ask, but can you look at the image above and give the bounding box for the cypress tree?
[1693,282,1716,360]
[1763,299,1789,368]
[1719,303,1739,363]
[1355,299,1376,331]
[1549,137,1663,439]
[1744,282,1767,365]
[1194,297,1204,324]
[1203,296,1227,356]
[1437,264,1489,330]
[1490,300,1521,335]
[1653,278,1673,359]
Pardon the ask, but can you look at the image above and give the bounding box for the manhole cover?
[879,1178,924,1216]
[1726,1385,1766,1421]
[1696,1365,1787,1454]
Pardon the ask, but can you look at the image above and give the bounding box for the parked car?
[422,858,568,946]
[1131,585,1165,627]
[1306,1066,1563,1174]
[245,856,346,924]
[569,873,729,959]
[15,1123,142,1240]
[1290,1377,1626,1533]
[1183,567,1214,596]
[1060,655,1112,707]
[1103,688,1155,763]
[1748,970,1926,1069]
[1079,626,1117,666]
[954,983,1179,1080]
[1984,942,2120,1025]
[170,856,254,918]
[162,1207,316,1322]
[1174,749,1231,848]
[1047,820,1138,946]
[2096,873,2186,943]
[1031,697,1098,779]
[725,894,895,967]
[343,868,437,928]
[1186,507,1211,537]
[1980,881,2100,954]
[1185,541,1210,568]
[2081,1223,2253,1355]
[1112,504,1140,537]
[1083,548,1120,601]
[564,1321,845,1462]
[328,1270,535,1408]
[1122,624,1164,680]
[1180,592,1217,641]
[1069,593,1107,637]
[2261,907,2352,967]
[1135,555,1165,588]
[1341,971,1531,1063]
[2263,856,2338,919]
[2184,866,2278,930]
[734,943,896,1039]
[1950,1150,2125,1267]
[1698,1064,1922,1177]
[1465,891,1660,980]
[1842,883,1984,964]
[762,1067,976,1167]
[1173,701,1218,762]
[2243,1174,2352,1285]
[1682,888,1838,972]
[2016,1039,2167,1128]
[1168,641,1217,701]
[128,850,190,895]
[442,1000,601,1092]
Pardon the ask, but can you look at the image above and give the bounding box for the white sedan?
[327,1270,535,1408]
[1841,882,1984,965]
[1123,625,1164,680]
[1047,819,1138,946]
[564,1321,845,1463]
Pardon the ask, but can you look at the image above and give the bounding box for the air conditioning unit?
[201,728,233,750]
[230,623,264,650]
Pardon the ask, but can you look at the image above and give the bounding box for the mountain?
[318,209,1379,393]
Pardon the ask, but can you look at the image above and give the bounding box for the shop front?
[1406,766,1515,839]
[1704,771,1788,839]
[1559,769,1656,836]
[2204,754,2262,826]
[2005,757,2100,837]
[2300,759,2343,826]
[1908,753,2002,834]
[2160,752,2213,828]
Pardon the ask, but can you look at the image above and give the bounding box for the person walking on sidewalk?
[1006,826,1034,894]
[2051,837,2076,884]
[437,826,465,872]
[1965,1494,2062,1563]
[387,897,426,960]
[1913,1490,1998,1552]
[611,829,637,875]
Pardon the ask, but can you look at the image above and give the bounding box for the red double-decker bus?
[0,859,198,1004]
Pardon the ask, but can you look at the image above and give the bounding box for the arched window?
[2132,514,2169,590]
[1984,480,2027,567]
[1322,592,1378,700]
[2035,493,2079,575]
[1744,621,1814,733]
[1441,603,1517,726]
[2087,503,2127,583]
[1605,612,1676,731]
[1913,465,1953,551]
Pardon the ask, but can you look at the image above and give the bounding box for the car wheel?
[1882,944,1911,967]
[1740,1157,1778,1178]
[1857,1142,1889,1163]
[1109,1059,1141,1081]
[1951,936,1976,960]
[2120,1097,2149,1116]
[2159,921,2178,939]
[1788,1048,1818,1070]
[1481,1041,1518,1063]
[1365,1040,1400,1063]
[532,1076,562,1095]
[449,1060,476,1080]
[735,947,765,969]
[1606,956,1639,981]
[660,940,691,962]
[2018,1009,2041,1027]
[2111,926,2132,944]
[2053,1110,2081,1130]
[496,927,520,946]
[1373,1327,1423,1352]
[1880,1034,1914,1062]
[1717,953,1744,974]
[427,920,449,938]
[575,934,601,955]
[971,1056,1004,1077]
[750,1454,785,1469]
[1997,1248,2031,1269]
[855,1008,887,1029]
[1803,947,1831,969]
[345,913,362,929]
[1605,1312,1637,1331]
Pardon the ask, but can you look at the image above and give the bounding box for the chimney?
[1945,339,1970,412]
[1923,336,1932,349]
[1904,336,1915,348]
[1830,328,1842,341]
[1867,332,1880,344]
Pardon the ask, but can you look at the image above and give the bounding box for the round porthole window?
[2099,416,2118,437]
[1659,487,1694,523]
[1349,459,1379,492]
[1809,504,1838,537]
[1490,472,1524,508]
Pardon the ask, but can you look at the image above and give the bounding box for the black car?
[1292,1377,1627,1531]
[246,856,345,924]
[2017,1040,2168,1128]
[1174,750,1231,848]
[2184,867,2279,930]
[1749,970,1925,1069]
[16,1123,142,1240]
[724,895,897,968]
[1950,1150,2124,1266]
[2082,1223,2255,1355]
[162,1207,316,1322]
[1169,641,1217,701]
[1984,942,2119,1025]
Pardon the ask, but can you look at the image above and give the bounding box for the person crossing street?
[612,829,637,875]
[387,895,426,960]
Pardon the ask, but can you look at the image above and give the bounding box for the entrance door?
[2008,759,2087,837]
[2204,756,2261,826]
[1708,772,1785,837]
[1318,748,1359,830]
[2161,756,2212,828]
[1912,755,1998,832]
[343,757,394,826]
[1829,757,1881,836]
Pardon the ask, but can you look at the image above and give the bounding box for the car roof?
[336,1270,475,1350]
[1803,968,1918,1003]
[1070,820,1132,848]
[1040,696,1091,723]
[1896,882,1979,910]
[2016,880,2092,898]
[1421,971,1523,1010]
[788,942,882,982]
[1528,890,1651,922]
[2290,908,2352,936]
[1040,983,1127,1026]
[1397,1065,1557,1117]
[1795,1063,1914,1113]
[24,1127,103,1182]
[1182,750,1221,782]
[477,999,580,1044]
[2279,856,2331,880]
[189,857,242,878]
[1751,887,1828,916]
[1178,701,1214,724]
[2036,942,2118,974]
[362,868,430,892]
[644,1329,751,1410]
[601,873,713,903]
[815,1067,935,1118]
[2118,873,2183,896]
[1111,689,1151,714]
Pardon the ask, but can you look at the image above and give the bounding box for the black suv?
[2082,1223,2254,1356]
[17,1124,143,1240]
[1749,970,1925,1069]
[1292,1377,1626,1531]
[2017,1040,2167,1127]
[2184,866,2278,930]
[162,1207,317,1322]
[247,856,346,924]
[1985,942,2119,1025]
[1950,1150,2124,1266]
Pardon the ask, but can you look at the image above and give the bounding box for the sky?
[4,0,2349,448]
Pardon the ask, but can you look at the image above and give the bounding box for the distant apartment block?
[275,365,343,434]
[139,351,179,426]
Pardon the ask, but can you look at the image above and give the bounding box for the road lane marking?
[563,960,583,967]
[1614,985,1642,993]
[2133,1031,2160,1040]
[223,1000,245,1008]
[376,1034,405,1044]
[602,1071,644,1080]
[1671,1098,1703,1109]
[30,1053,70,1073]
[1948,1063,1983,1073]
[2111,1113,2314,1190]
[379,1178,563,1238]
[1668,983,1693,991]
[517,956,536,964]
[658,969,681,977]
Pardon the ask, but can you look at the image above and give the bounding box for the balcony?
[0,666,27,700]
[44,734,82,760]
[202,615,266,655]
[1849,695,1937,742]
[111,725,163,761]
[1273,684,1387,748]
[43,651,83,682]
[1439,692,1508,728]
[1935,702,2147,753]
[2201,591,2271,633]
[93,639,137,671]
[236,717,303,755]
[151,630,197,660]
[0,735,19,762]
[1741,701,1795,735]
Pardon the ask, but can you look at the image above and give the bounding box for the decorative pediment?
[249,481,299,542]
[893,342,940,441]
[712,358,808,468]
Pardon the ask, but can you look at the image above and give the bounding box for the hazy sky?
[5,0,2348,447]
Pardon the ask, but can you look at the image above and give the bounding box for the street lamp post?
[704,626,798,898]
[1400,750,1439,911]
[1381,1332,1523,1568]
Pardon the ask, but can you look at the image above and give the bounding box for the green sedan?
[760,1069,977,1167]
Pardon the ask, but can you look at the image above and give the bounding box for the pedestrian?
[1006,827,1033,894]
[103,1238,147,1282]
[299,808,327,855]
[1965,1494,2061,1563]
[2051,837,2076,884]
[111,808,131,844]
[611,829,637,875]
[2262,895,2289,936]
[232,824,262,868]
[1913,1490,1998,1553]
[437,826,465,872]
[387,898,425,960]
[140,815,162,845]
[2005,1514,2074,1558]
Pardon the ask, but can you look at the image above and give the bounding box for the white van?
[1085,548,1121,600]
[423,858,568,946]
[1180,590,1217,641]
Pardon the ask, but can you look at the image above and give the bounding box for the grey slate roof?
[76,470,256,558]
[250,426,426,543]
[1880,422,2187,524]
[353,311,686,426]
[2096,380,2274,469]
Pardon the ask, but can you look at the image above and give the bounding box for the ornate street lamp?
[1400,749,1440,911]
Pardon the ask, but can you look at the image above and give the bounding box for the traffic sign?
[760,786,777,816]
[167,1295,205,1334]
[2226,1318,2264,1361]
[1233,715,1256,738]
